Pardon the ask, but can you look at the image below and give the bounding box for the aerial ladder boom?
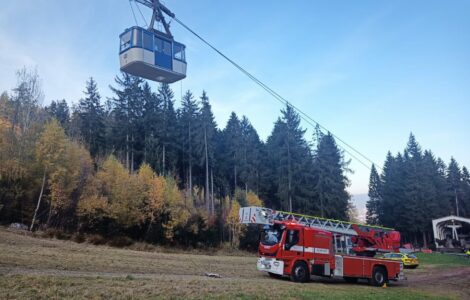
[239,206,401,255]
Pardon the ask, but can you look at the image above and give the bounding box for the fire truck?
[239,207,405,286]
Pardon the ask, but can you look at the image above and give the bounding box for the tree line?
[366,134,470,247]
[0,68,351,247]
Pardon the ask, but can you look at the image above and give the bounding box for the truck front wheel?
[291,261,309,283]
[370,266,388,287]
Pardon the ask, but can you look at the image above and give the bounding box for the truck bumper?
[396,262,406,281]
[257,257,284,275]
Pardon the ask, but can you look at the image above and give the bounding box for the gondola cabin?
[119,26,186,83]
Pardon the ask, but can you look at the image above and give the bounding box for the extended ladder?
[239,206,393,236]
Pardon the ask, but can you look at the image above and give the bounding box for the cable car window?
[155,37,172,56]
[133,28,142,48]
[173,44,185,61]
[163,40,172,56]
[155,38,162,52]
[120,31,132,52]
[143,31,153,51]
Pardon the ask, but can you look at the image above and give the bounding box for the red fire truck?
[239,207,405,286]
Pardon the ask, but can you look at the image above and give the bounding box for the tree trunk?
[211,168,214,215]
[31,168,47,231]
[162,145,166,176]
[234,165,237,192]
[131,134,134,173]
[188,123,193,203]
[422,231,427,248]
[126,134,129,171]
[47,200,53,226]
[204,128,210,213]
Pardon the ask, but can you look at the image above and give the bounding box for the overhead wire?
[172,17,379,171]
[128,0,139,26]
[135,0,149,28]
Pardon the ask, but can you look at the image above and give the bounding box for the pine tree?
[158,84,178,175]
[239,116,263,195]
[194,91,217,213]
[314,132,350,219]
[265,105,315,213]
[401,133,424,244]
[221,112,243,195]
[178,90,199,203]
[379,152,402,229]
[376,135,462,245]
[366,164,381,225]
[142,82,162,171]
[77,77,105,157]
[461,167,470,217]
[45,99,70,130]
[109,73,144,171]
[447,158,462,216]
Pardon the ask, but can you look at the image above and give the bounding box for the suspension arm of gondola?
[133,0,175,37]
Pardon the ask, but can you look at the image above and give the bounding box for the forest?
[1,68,468,249]
[0,68,350,248]
[366,134,470,246]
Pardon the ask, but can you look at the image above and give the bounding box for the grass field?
[0,228,469,299]
[415,252,470,266]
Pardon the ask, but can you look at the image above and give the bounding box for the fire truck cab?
[257,221,404,285]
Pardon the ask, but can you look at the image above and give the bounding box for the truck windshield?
[261,225,283,246]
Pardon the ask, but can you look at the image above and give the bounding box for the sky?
[1,1,469,217]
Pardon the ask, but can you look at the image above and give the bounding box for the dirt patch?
[404,266,470,299]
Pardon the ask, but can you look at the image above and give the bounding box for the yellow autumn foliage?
[77,174,109,222]
[246,191,263,207]
[49,141,92,212]
[162,177,191,240]
[95,156,143,228]
[36,119,67,172]
[138,163,165,223]
[35,120,95,218]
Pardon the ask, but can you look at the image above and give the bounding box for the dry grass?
[0,228,467,299]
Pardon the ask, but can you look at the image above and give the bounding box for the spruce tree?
[178,90,199,202]
[158,84,178,176]
[77,77,105,157]
[109,73,144,172]
[142,82,162,171]
[265,105,315,213]
[366,164,381,225]
[447,158,462,216]
[401,133,424,244]
[221,112,243,194]
[195,91,217,213]
[461,167,470,217]
[46,99,70,130]
[239,116,263,195]
[379,152,403,229]
[314,132,349,219]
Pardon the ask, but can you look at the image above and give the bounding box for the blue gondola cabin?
[119,26,186,83]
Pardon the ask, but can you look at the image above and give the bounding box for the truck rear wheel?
[291,261,309,283]
[370,266,388,287]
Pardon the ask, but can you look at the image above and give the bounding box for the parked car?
[383,253,419,269]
